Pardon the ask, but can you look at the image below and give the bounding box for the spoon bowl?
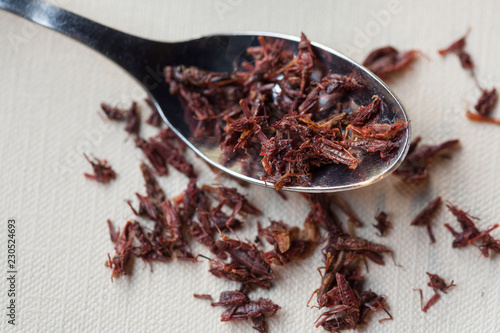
[0,0,409,192]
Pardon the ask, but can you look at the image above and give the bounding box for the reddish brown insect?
[100,102,126,120]
[124,101,140,135]
[258,220,291,253]
[426,272,456,293]
[373,212,391,237]
[194,290,280,332]
[135,133,195,177]
[83,154,117,184]
[474,88,498,116]
[362,46,419,78]
[128,221,173,262]
[171,180,262,265]
[411,197,442,244]
[414,272,455,312]
[350,96,382,126]
[162,199,184,243]
[466,88,500,125]
[127,193,162,220]
[201,234,275,289]
[444,203,481,247]
[140,162,166,204]
[216,237,273,278]
[174,177,206,224]
[100,101,142,133]
[127,163,166,221]
[258,220,317,265]
[438,30,474,70]
[335,272,360,326]
[348,119,409,140]
[326,233,393,265]
[203,185,262,228]
[359,291,392,323]
[310,251,346,309]
[105,221,134,279]
[219,298,280,332]
[394,137,460,181]
[476,232,500,258]
[145,98,163,127]
[445,203,500,257]
[208,259,273,289]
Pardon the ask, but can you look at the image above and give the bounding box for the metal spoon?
[0,0,409,192]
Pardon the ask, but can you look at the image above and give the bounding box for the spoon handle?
[0,0,149,79]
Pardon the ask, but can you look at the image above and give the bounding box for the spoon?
[0,0,410,192]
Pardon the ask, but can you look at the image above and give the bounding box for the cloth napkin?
[1,0,499,332]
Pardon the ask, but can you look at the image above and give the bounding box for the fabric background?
[1,1,499,332]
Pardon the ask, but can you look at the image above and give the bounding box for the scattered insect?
[411,197,442,244]
[145,97,163,127]
[445,203,500,257]
[414,272,455,312]
[194,290,280,333]
[83,154,117,184]
[124,101,140,134]
[363,46,420,78]
[100,102,126,120]
[438,29,474,70]
[394,137,460,181]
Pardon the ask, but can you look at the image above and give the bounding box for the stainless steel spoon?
[0,0,410,192]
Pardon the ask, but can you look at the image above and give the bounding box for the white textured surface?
[1,1,500,332]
